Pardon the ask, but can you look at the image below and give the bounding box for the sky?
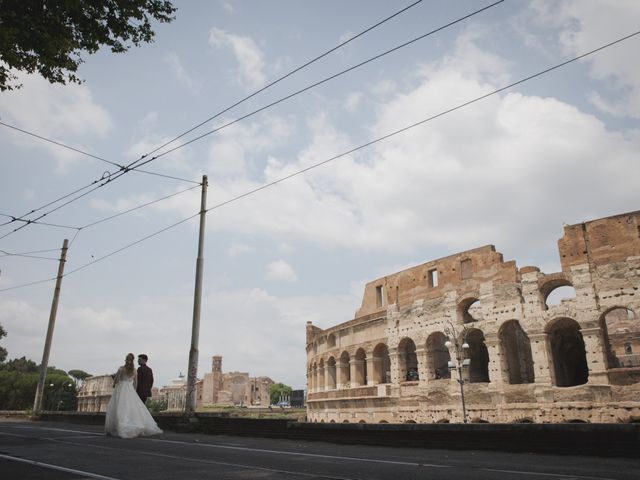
[1,0,639,391]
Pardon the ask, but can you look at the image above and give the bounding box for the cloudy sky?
[1,0,639,390]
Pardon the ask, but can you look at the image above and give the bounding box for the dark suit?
[136,364,154,403]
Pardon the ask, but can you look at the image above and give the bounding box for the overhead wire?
[0,0,425,239]
[128,0,426,166]
[199,30,640,209]
[130,0,505,169]
[3,24,636,293]
[0,250,60,261]
[0,119,200,185]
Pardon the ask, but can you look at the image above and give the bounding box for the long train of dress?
[104,367,162,439]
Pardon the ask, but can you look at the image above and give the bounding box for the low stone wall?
[13,411,635,458]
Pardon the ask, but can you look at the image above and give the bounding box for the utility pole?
[33,238,69,414]
[185,175,208,414]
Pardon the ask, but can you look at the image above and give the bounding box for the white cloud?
[175,33,640,264]
[265,260,298,283]
[207,113,293,178]
[0,71,113,173]
[526,0,640,118]
[209,27,266,90]
[345,92,363,113]
[227,243,253,257]
[164,52,201,93]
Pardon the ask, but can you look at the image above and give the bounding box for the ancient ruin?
[306,211,640,423]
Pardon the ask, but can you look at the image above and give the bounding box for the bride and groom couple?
[104,353,163,438]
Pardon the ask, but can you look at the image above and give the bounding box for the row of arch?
[316,284,581,355]
[309,308,638,391]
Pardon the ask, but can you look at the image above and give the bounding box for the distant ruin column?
[484,334,504,385]
[415,346,428,384]
[324,364,335,390]
[350,359,364,387]
[581,326,610,385]
[316,365,324,392]
[529,332,553,385]
[388,348,400,384]
[366,356,377,385]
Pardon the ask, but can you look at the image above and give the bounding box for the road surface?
[0,419,637,480]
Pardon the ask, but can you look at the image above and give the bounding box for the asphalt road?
[0,419,638,480]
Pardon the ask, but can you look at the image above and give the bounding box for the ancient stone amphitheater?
[306,211,640,423]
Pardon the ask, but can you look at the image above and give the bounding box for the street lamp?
[444,321,470,423]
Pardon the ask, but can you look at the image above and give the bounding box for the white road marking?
[483,468,618,480]
[0,452,121,480]
[9,425,103,436]
[145,437,452,467]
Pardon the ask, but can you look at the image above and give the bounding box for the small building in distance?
[202,355,274,407]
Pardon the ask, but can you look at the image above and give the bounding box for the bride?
[105,353,162,438]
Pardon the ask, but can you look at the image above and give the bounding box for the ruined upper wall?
[558,211,640,271]
[355,245,517,318]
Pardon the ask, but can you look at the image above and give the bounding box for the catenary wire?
[0,249,59,261]
[199,30,640,212]
[62,212,200,277]
[0,183,200,242]
[129,0,425,166]
[3,29,637,293]
[0,1,494,238]
[131,0,505,169]
[79,184,201,229]
[0,1,423,234]
[0,119,200,185]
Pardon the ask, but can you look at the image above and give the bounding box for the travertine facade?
[77,375,113,412]
[306,211,640,423]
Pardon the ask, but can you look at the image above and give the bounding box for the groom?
[136,354,154,404]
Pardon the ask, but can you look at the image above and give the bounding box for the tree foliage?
[68,369,91,381]
[0,323,6,363]
[269,382,292,405]
[0,0,176,91]
[0,356,78,410]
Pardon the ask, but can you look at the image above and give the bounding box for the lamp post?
[444,321,470,424]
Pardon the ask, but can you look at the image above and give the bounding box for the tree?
[269,383,293,405]
[0,0,177,91]
[0,324,6,363]
[68,369,91,388]
[0,357,78,410]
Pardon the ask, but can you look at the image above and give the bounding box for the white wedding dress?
[104,366,162,438]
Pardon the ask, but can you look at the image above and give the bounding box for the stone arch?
[600,307,639,371]
[358,419,366,424]
[435,418,450,423]
[397,337,418,381]
[426,332,451,379]
[342,419,350,423]
[326,356,337,390]
[467,328,490,383]
[471,418,489,423]
[546,317,588,387]
[372,343,391,384]
[513,418,534,423]
[404,419,416,424]
[327,333,336,348]
[459,296,482,323]
[540,275,575,310]
[499,320,535,384]
[378,420,389,424]
[329,419,335,423]
[354,348,368,386]
[339,351,351,388]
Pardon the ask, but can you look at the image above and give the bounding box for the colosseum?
[306,211,640,424]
